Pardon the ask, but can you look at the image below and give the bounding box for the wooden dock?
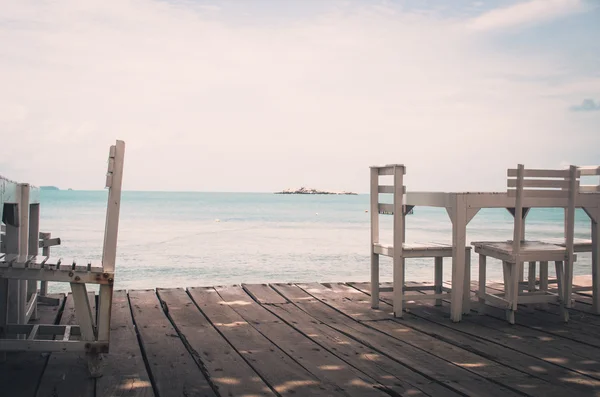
[2,276,600,397]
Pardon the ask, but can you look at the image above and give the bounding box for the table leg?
[450,195,467,322]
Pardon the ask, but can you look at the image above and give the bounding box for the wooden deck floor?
[2,276,600,397]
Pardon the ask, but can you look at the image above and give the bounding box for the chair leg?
[478,254,487,314]
[539,261,549,292]
[504,261,518,324]
[519,261,525,283]
[539,261,549,309]
[528,262,536,292]
[393,257,404,318]
[463,249,472,314]
[371,252,379,309]
[555,261,569,323]
[524,261,537,313]
[565,254,575,309]
[502,261,510,294]
[71,283,102,377]
[434,257,443,306]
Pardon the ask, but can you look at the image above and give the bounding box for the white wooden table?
[402,191,600,322]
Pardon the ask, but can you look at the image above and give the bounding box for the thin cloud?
[467,0,585,31]
[570,99,600,112]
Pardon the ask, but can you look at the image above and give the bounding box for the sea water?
[39,190,594,292]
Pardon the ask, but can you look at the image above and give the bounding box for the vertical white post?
[507,260,519,324]
[392,165,405,317]
[97,141,125,343]
[592,215,600,313]
[564,166,577,308]
[511,165,524,310]
[450,194,467,322]
[370,167,380,309]
[4,207,18,339]
[40,232,51,296]
[0,211,8,352]
[518,209,530,283]
[17,184,30,328]
[28,203,40,320]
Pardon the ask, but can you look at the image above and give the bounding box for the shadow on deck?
[2,276,600,397]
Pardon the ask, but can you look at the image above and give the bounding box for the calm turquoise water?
[38,190,594,292]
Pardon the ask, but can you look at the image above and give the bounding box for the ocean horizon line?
[41,189,370,195]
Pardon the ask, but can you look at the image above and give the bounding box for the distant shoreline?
[275,187,357,195]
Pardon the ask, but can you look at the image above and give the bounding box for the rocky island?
[275,187,357,195]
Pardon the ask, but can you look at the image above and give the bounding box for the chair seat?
[374,242,471,259]
[0,254,109,284]
[472,240,572,263]
[539,238,593,253]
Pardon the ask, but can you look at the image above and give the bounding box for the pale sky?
[1,0,598,193]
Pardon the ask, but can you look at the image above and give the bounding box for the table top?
[405,191,600,209]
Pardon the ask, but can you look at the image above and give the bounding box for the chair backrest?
[370,164,406,250]
[101,140,125,273]
[507,164,579,259]
[578,166,600,193]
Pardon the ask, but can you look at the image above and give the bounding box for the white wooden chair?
[534,165,599,307]
[472,164,578,324]
[370,164,471,317]
[0,140,125,376]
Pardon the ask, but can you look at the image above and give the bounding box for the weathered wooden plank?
[96,290,154,397]
[128,289,216,397]
[215,285,389,397]
[156,288,275,397]
[349,282,600,394]
[297,283,576,396]
[274,283,522,397]
[0,294,65,397]
[244,285,460,396]
[36,293,95,397]
[187,286,345,396]
[373,281,600,383]
[243,283,289,304]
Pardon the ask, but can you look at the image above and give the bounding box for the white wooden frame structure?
[0,177,42,330]
[399,185,600,322]
[471,165,579,323]
[370,164,471,318]
[1,225,62,306]
[0,140,125,376]
[532,165,600,308]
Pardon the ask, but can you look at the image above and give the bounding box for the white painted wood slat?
[507,168,570,178]
[507,179,569,189]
